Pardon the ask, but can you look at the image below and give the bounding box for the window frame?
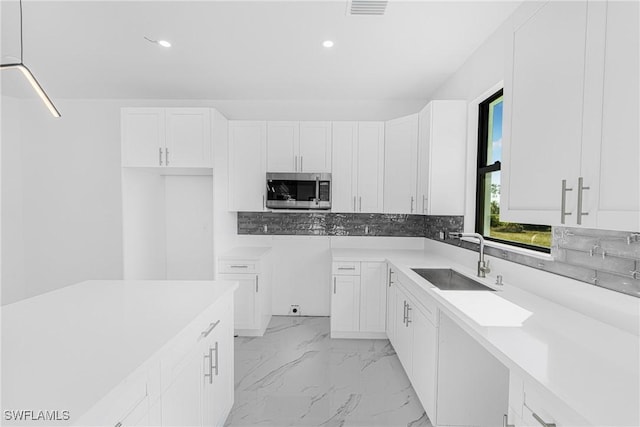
[475,89,551,254]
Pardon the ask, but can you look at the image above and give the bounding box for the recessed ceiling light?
[144,36,172,48]
[323,40,334,48]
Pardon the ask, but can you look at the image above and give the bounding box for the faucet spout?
[449,232,491,278]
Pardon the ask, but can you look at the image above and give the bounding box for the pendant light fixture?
[1,0,61,117]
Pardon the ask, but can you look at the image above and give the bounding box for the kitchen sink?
[411,268,496,291]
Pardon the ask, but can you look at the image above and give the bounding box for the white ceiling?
[1,1,521,101]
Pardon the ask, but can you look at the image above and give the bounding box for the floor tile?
[225,316,432,427]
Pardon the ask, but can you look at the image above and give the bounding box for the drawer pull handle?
[503,414,514,427]
[338,267,356,270]
[201,320,221,338]
[531,412,556,427]
[230,265,249,268]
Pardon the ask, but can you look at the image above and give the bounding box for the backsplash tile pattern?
[237,212,428,237]
[441,226,640,298]
[237,212,640,297]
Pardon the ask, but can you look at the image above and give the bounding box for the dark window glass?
[476,90,552,252]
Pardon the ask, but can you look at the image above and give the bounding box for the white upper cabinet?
[267,121,299,172]
[299,122,332,172]
[417,101,467,215]
[357,123,385,213]
[331,122,384,213]
[228,121,267,211]
[122,108,165,167]
[331,122,357,212]
[165,108,212,168]
[384,114,419,214]
[502,0,639,231]
[266,121,332,173]
[502,1,587,226]
[122,108,212,168]
[587,1,640,231]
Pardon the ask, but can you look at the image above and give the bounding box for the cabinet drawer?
[218,260,259,274]
[522,382,588,427]
[332,261,361,275]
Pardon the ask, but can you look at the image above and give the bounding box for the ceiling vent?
[347,0,388,16]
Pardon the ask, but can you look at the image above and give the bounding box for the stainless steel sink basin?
[411,268,495,291]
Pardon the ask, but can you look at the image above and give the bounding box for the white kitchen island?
[1,280,238,427]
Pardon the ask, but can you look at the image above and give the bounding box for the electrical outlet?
[289,304,301,316]
[263,225,268,233]
[365,225,369,235]
[439,231,445,239]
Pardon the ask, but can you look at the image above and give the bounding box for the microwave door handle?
[315,176,320,205]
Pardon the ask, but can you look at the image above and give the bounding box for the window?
[476,89,551,252]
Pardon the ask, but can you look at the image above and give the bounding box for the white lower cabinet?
[390,276,438,422]
[436,312,509,427]
[385,266,397,344]
[330,261,387,339]
[506,370,589,427]
[161,305,234,427]
[217,248,272,336]
[330,274,361,332]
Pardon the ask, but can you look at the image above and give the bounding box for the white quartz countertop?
[218,246,272,259]
[331,248,640,426]
[1,280,237,425]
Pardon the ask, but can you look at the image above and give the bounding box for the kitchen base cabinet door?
[218,273,257,333]
[359,262,386,333]
[394,288,413,374]
[330,275,361,334]
[386,266,397,345]
[161,343,205,427]
[436,312,509,427]
[411,307,437,421]
[202,307,234,427]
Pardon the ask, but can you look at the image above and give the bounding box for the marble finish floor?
[225,316,432,427]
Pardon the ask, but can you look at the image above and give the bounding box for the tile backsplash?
[237,212,640,297]
[237,212,432,237]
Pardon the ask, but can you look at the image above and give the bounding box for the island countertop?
[1,280,237,425]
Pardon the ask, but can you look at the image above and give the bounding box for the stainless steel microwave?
[266,173,331,210]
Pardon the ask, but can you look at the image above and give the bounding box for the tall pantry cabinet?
[121,108,227,280]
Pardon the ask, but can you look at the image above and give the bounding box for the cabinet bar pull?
[159,147,163,166]
[359,197,362,212]
[256,275,259,292]
[353,196,356,211]
[165,148,169,166]
[423,196,427,213]
[560,179,573,224]
[406,305,412,326]
[388,269,393,287]
[577,176,590,225]
[333,277,337,294]
[295,156,298,171]
[213,341,219,376]
[503,414,515,427]
[201,320,221,338]
[263,195,265,209]
[230,265,249,268]
[531,412,556,427]
[338,266,356,270]
[301,156,304,172]
[410,196,414,213]
[403,300,408,325]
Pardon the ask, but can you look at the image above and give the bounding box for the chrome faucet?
[449,232,491,278]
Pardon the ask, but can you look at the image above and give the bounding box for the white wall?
[4,99,125,303]
[1,96,25,304]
